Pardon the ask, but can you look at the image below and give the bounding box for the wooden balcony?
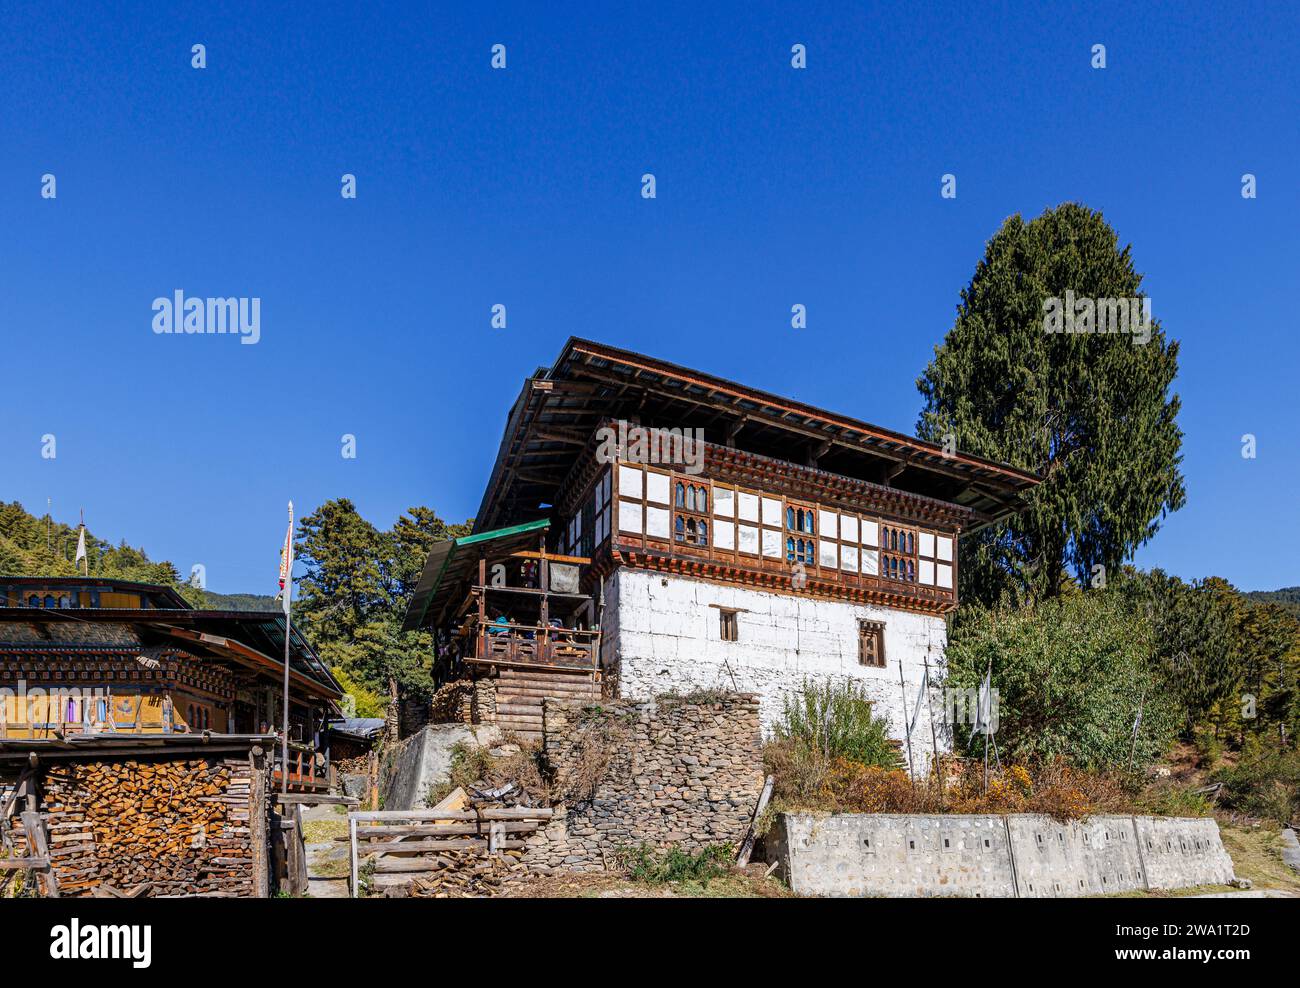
[468,625,599,673]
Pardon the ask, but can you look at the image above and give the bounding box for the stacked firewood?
[395,847,529,898]
[40,757,254,897]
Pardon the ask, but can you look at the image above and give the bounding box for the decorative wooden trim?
[612,549,956,616]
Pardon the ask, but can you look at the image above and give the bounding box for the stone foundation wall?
[524,692,764,872]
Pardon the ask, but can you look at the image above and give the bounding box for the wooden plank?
[19,811,58,898]
[495,703,548,716]
[369,845,525,873]
[249,747,269,898]
[736,774,774,867]
[356,821,540,840]
[0,857,50,870]
[273,793,359,806]
[350,807,552,823]
[367,837,532,856]
[349,816,358,899]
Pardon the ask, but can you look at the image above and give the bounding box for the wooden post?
[19,810,58,898]
[539,540,550,665]
[249,746,270,898]
[367,749,379,811]
[349,816,359,899]
[289,804,308,896]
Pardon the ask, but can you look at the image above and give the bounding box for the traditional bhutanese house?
[0,577,343,792]
[0,577,345,897]
[403,339,1039,769]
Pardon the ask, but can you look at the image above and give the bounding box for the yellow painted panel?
[98,592,142,608]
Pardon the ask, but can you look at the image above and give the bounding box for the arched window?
[699,521,708,545]
[787,507,795,529]
[786,537,795,561]
[675,483,686,507]
[686,519,697,537]
[675,516,685,541]
[44,595,56,609]
[907,532,915,554]
[698,488,707,512]
[890,557,899,579]
[27,595,39,608]
[907,560,915,582]
[58,595,70,608]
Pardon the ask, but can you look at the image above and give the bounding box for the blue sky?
[2,1,1296,594]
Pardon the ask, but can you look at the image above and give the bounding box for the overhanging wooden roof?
[400,519,551,632]
[473,338,1041,533]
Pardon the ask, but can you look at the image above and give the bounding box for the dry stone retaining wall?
[524,692,764,872]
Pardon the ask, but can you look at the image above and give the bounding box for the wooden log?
[350,807,552,822]
[736,774,774,868]
[355,821,538,839]
[366,837,534,856]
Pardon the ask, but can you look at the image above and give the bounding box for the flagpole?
[280,501,294,796]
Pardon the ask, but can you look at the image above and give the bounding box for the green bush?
[774,679,902,769]
[617,843,732,886]
[945,592,1178,771]
[1132,781,1211,818]
[1213,748,1300,825]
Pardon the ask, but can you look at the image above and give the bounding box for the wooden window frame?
[673,478,711,547]
[858,620,886,667]
[879,523,918,584]
[784,500,817,565]
[718,607,740,642]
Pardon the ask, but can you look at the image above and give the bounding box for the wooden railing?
[471,625,599,671]
[270,740,330,792]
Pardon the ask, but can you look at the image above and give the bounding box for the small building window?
[858,620,886,667]
[719,608,739,642]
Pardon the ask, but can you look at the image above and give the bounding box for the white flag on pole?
[974,667,995,735]
[907,665,929,738]
[74,525,87,573]
[276,501,294,616]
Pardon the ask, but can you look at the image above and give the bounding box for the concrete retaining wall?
[771,812,1235,897]
[380,722,500,811]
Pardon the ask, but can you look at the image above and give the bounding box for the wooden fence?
[347,806,552,897]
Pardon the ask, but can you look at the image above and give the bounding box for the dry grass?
[552,705,635,802]
[765,743,1142,822]
[502,864,791,898]
[1218,824,1300,893]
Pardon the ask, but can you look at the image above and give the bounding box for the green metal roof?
[400,518,550,632]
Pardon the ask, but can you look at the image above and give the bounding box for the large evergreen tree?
[917,204,1185,605]
[293,499,472,706]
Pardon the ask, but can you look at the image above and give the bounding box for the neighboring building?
[0,576,343,791]
[404,339,1039,770]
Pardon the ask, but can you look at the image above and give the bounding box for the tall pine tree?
[917,204,1185,604]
